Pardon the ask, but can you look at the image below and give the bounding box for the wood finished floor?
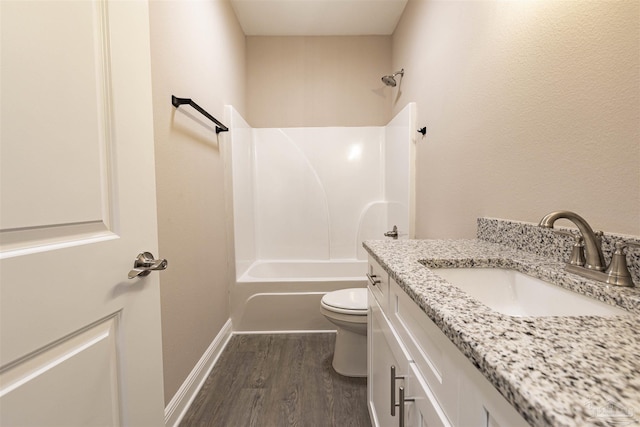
[179,333,371,427]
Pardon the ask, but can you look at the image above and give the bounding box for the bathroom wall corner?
[148,0,245,406]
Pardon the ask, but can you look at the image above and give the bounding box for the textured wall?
[148,0,245,404]
[246,36,393,127]
[393,0,640,238]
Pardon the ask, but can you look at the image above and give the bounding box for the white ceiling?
[230,0,409,36]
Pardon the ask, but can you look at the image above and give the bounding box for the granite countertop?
[363,238,640,427]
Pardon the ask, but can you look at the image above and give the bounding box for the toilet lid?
[322,288,368,312]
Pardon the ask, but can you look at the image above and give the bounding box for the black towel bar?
[171,95,229,134]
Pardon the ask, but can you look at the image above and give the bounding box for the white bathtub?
[232,260,368,332]
[238,260,368,281]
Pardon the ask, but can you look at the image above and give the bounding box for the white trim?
[164,319,233,427]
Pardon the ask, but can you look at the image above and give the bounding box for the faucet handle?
[554,230,585,266]
[384,225,399,239]
[568,236,586,266]
[621,241,640,250]
[604,241,638,288]
[611,240,640,254]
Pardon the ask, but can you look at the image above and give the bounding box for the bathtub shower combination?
[225,104,416,331]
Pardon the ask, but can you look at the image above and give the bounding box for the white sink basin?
[433,268,628,317]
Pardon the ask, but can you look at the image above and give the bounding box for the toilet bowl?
[320,288,368,377]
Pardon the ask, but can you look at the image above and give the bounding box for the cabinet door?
[389,279,460,422]
[456,357,531,427]
[368,290,410,427]
[405,363,453,427]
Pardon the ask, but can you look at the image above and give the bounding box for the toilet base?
[331,328,367,377]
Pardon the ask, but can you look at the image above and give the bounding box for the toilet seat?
[321,288,367,315]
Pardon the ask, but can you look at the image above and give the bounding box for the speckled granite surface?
[477,217,640,286]
[364,220,640,427]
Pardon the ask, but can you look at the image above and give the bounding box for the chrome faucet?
[539,210,605,271]
[539,210,637,287]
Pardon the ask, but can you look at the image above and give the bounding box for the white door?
[0,1,165,426]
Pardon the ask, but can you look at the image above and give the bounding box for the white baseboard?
[164,319,233,427]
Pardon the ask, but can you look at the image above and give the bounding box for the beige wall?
[246,36,392,127]
[148,0,245,404]
[393,0,639,238]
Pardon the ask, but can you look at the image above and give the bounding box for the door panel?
[1,0,112,240]
[0,1,165,425]
[0,315,121,426]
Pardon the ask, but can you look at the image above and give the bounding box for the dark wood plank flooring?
[179,333,371,427]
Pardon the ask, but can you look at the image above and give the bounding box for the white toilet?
[320,288,368,377]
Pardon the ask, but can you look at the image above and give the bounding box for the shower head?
[381,69,404,87]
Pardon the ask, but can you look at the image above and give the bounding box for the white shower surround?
[226,104,415,331]
[253,126,386,261]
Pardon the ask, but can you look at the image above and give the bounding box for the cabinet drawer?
[389,279,459,423]
[368,256,389,310]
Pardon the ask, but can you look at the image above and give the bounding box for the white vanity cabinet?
[367,256,452,427]
[367,256,530,427]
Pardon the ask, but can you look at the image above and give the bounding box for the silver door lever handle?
[128,252,168,279]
